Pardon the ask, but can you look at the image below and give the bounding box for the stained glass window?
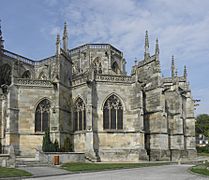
[35,99,50,132]
[103,95,123,130]
[74,98,86,131]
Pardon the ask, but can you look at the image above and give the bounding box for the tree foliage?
[42,129,60,152]
[196,114,209,137]
[61,137,73,152]
[0,141,2,154]
[54,139,59,152]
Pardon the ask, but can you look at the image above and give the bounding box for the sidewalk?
[18,166,71,178]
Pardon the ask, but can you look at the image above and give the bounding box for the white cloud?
[50,26,61,36]
[43,0,209,114]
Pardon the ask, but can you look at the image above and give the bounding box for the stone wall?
[71,77,148,161]
[37,151,85,164]
[5,81,55,156]
[0,145,15,167]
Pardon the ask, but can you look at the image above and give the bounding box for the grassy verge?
[61,162,171,172]
[0,167,32,178]
[197,152,209,157]
[191,162,209,176]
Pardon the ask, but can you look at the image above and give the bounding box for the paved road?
[24,165,208,180]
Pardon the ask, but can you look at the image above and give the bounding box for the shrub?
[54,139,59,152]
[0,142,2,154]
[197,145,209,153]
[42,129,51,152]
[42,129,59,152]
[61,137,73,152]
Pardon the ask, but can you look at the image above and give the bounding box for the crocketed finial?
[171,55,175,78]
[0,19,4,50]
[144,30,149,60]
[63,21,68,52]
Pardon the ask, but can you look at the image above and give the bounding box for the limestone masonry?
[0,22,196,161]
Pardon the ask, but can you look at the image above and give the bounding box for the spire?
[184,65,187,79]
[0,20,4,51]
[62,21,68,52]
[56,34,61,55]
[175,68,178,77]
[155,38,159,55]
[171,55,175,78]
[155,38,161,73]
[144,30,149,60]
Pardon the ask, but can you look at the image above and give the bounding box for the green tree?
[61,137,73,152]
[42,129,55,152]
[42,129,61,152]
[54,139,59,152]
[0,141,2,154]
[196,114,209,137]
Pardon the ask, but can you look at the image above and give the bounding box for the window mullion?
[82,109,84,130]
[41,111,43,132]
[109,107,111,129]
[77,110,79,131]
[116,107,118,130]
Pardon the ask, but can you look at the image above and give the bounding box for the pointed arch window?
[0,64,11,86]
[103,95,123,130]
[111,61,120,74]
[35,99,50,132]
[22,70,31,79]
[38,72,47,80]
[74,98,86,131]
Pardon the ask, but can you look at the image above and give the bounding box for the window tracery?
[111,61,120,74]
[0,64,11,86]
[22,70,31,79]
[38,71,47,80]
[35,99,50,132]
[103,95,123,130]
[93,57,102,74]
[73,98,86,131]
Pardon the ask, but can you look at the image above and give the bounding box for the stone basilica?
[0,22,196,161]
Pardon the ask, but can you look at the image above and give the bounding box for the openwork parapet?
[14,78,53,87]
[96,74,133,83]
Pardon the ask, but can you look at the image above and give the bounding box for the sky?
[0,0,208,115]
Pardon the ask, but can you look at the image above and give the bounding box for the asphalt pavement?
[23,164,208,180]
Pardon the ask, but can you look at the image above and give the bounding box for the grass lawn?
[61,162,171,172]
[0,167,32,178]
[191,162,209,176]
[197,152,209,157]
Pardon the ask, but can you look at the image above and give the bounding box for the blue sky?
[0,0,208,115]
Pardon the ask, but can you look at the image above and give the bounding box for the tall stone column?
[144,88,170,161]
[4,85,19,154]
[85,79,97,161]
[132,82,148,160]
[0,93,5,150]
[184,92,196,158]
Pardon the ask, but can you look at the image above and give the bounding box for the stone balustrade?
[14,78,53,87]
[3,49,34,65]
[96,74,133,83]
[72,74,133,87]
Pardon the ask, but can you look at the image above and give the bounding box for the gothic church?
[0,22,196,161]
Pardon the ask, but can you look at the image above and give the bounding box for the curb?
[188,166,209,178]
[0,172,72,180]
